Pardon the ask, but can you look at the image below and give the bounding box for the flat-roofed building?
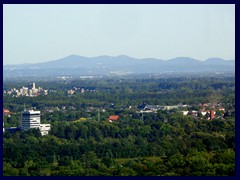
[21,110,50,136]
[39,124,51,136]
[21,110,41,130]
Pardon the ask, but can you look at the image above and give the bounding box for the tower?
[32,82,36,90]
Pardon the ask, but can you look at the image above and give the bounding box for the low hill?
[3,55,235,78]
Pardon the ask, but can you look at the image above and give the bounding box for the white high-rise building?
[29,89,33,96]
[21,110,41,130]
[32,82,36,90]
[21,110,50,136]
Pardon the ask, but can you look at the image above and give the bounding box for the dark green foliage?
[3,115,235,176]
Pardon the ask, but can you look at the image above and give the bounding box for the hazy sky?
[3,4,235,65]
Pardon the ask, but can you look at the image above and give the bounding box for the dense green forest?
[3,75,235,176]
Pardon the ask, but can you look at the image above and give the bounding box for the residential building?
[21,86,29,96]
[210,110,215,120]
[182,111,189,116]
[201,111,208,116]
[164,105,178,110]
[3,108,10,115]
[108,115,119,122]
[67,89,75,95]
[218,107,225,111]
[191,110,198,116]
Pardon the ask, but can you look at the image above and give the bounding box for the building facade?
[39,124,51,136]
[21,110,41,130]
[21,110,50,135]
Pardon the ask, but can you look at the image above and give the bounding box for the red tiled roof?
[3,109,10,114]
[108,115,119,121]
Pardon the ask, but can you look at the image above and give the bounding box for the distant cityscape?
[3,82,90,96]
[4,82,48,97]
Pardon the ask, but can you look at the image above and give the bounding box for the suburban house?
[108,115,119,122]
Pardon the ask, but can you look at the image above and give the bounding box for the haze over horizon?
[3,54,235,66]
[3,4,235,65]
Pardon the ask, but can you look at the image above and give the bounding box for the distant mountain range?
[3,55,235,78]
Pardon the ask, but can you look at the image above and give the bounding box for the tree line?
[3,113,235,176]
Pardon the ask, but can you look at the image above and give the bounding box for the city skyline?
[3,4,235,65]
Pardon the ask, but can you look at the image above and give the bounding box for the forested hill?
[3,55,234,78]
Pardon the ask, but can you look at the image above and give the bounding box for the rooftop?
[108,115,119,121]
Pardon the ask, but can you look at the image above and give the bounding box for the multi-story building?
[21,110,50,136]
[29,89,33,96]
[21,110,41,130]
[32,82,36,90]
[22,86,29,96]
[39,124,51,136]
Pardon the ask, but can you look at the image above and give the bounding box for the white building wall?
[21,110,51,136]
[39,124,51,136]
[32,82,36,90]
[182,111,189,116]
[21,110,41,130]
[22,87,29,96]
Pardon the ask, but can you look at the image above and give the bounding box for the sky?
[3,4,235,65]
